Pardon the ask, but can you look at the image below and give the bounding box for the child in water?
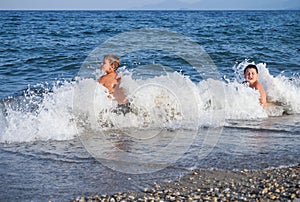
[98,54,128,106]
[243,64,267,107]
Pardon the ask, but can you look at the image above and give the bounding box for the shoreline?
[72,163,300,201]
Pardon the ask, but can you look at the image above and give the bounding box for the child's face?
[101,59,113,73]
[244,68,258,84]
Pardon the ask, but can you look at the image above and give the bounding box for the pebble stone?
[71,163,300,202]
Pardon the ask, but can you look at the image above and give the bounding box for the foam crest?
[92,72,203,130]
[0,81,78,143]
[0,62,299,143]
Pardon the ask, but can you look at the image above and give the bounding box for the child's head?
[103,54,120,70]
[244,64,259,84]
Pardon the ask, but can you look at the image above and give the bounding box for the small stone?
[154,183,161,189]
[224,188,230,193]
[157,190,163,195]
[291,194,296,199]
[93,195,100,200]
[205,179,211,183]
[195,195,201,200]
[218,193,224,198]
[144,188,154,193]
[148,196,155,201]
[169,196,176,201]
[79,196,86,202]
[262,188,269,195]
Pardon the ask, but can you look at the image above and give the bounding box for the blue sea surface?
[0,10,299,201]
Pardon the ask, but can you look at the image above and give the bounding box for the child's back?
[98,54,128,104]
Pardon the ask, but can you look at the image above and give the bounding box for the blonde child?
[98,54,128,105]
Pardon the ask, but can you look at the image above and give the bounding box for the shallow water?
[0,10,299,201]
[0,115,299,201]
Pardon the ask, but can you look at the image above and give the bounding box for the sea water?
[0,10,299,201]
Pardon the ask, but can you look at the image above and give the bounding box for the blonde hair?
[104,54,120,70]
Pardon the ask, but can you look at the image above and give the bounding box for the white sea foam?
[0,81,78,143]
[0,61,299,143]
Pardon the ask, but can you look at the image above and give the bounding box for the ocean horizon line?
[0,8,299,11]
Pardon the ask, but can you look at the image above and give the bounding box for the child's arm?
[256,82,267,107]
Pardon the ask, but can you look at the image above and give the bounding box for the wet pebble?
[71,163,300,202]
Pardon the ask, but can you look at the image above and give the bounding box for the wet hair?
[244,64,258,74]
[104,54,120,70]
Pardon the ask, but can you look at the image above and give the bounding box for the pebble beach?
[72,163,300,202]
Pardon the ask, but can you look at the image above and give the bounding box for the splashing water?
[232,60,300,116]
[0,61,299,143]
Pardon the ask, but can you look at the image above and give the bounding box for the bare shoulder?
[253,81,265,91]
[99,74,107,83]
[99,74,116,85]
